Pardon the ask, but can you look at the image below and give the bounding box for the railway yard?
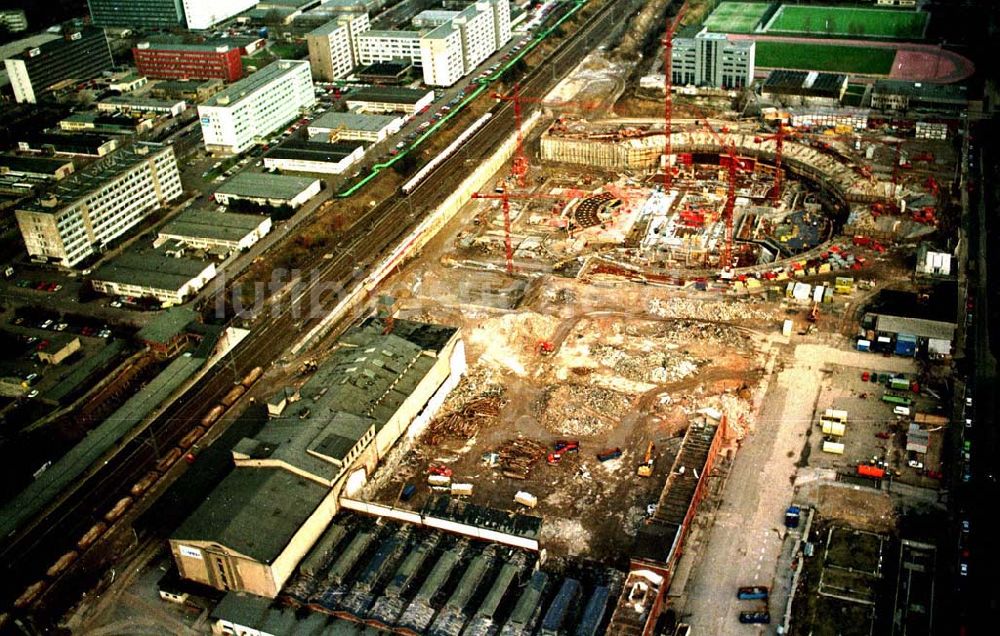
[0,0,993,635]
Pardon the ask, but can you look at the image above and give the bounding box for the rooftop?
[872,79,968,104]
[347,86,433,104]
[358,29,421,39]
[0,154,73,175]
[266,140,365,163]
[309,111,400,132]
[764,70,848,98]
[137,306,198,345]
[175,467,329,563]
[875,315,956,341]
[423,496,542,541]
[203,60,309,108]
[91,249,211,292]
[20,142,167,213]
[136,40,237,53]
[215,172,320,200]
[5,27,104,62]
[160,208,268,242]
[99,95,186,108]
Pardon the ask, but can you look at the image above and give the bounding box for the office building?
[306,12,370,81]
[671,27,755,90]
[15,143,182,268]
[181,0,258,30]
[345,86,434,114]
[133,41,244,82]
[3,27,113,103]
[0,9,28,33]
[307,111,404,142]
[170,318,464,597]
[87,0,185,28]
[263,140,366,175]
[197,60,315,154]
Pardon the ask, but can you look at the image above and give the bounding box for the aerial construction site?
[4,0,990,635]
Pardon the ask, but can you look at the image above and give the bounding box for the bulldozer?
[637,442,655,477]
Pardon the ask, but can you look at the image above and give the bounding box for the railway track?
[1,0,650,617]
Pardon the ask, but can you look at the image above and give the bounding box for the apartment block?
[87,0,185,28]
[15,143,183,268]
[306,12,370,81]
[133,41,244,82]
[671,28,755,90]
[356,30,423,67]
[197,60,315,154]
[3,27,113,103]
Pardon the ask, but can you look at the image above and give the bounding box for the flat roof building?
[15,143,182,268]
[133,41,244,83]
[3,27,113,103]
[88,0,258,30]
[0,9,28,33]
[170,317,464,597]
[345,86,435,114]
[761,70,849,107]
[263,140,366,175]
[156,208,273,252]
[97,95,188,117]
[58,112,155,134]
[90,248,218,304]
[306,12,370,81]
[151,78,225,102]
[307,111,404,142]
[18,132,119,157]
[197,60,315,154]
[0,155,75,181]
[181,0,259,30]
[671,27,755,90]
[871,80,968,112]
[213,172,322,208]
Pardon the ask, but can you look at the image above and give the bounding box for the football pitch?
[755,42,897,75]
[702,2,771,34]
[764,5,928,39]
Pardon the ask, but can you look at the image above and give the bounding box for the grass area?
[269,41,307,59]
[765,5,928,39]
[242,49,275,73]
[826,528,883,574]
[755,41,896,74]
[703,1,771,34]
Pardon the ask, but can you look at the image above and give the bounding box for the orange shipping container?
[857,464,886,479]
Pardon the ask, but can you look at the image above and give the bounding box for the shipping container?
[428,474,451,486]
[596,448,621,462]
[737,586,769,600]
[451,482,473,496]
[915,413,948,426]
[824,409,848,423]
[857,464,885,479]
[822,440,845,454]
[575,586,611,636]
[46,550,79,577]
[856,339,871,352]
[882,393,913,407]
[894,335,917,357]
[889,377,910,391]
[514,491,538,508]
[201,404,225,427]
[821,420,846,436]
[103,496,133,523]
[540,578,582,635]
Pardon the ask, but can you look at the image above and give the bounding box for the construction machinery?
[807,303,819,323]
[693,109,742,271]
[537,340,555,356]
[637,441,655,477]
[661,2,688,187]
[752,121,798,203]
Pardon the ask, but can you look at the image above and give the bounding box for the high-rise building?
[15,143,183,268]
[0,9,28,33]
[181,0,258,30]
[671,28,755,90]
[197,60,315,154]
[86,0,186,28]
[306,12,370,81]
[133,41,244,82]
[3,27,114,104]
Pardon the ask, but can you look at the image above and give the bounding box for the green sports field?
[755,42,897,75]
[703,2,771,34]
[764,5,928,39]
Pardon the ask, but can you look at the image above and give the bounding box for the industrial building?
[0,155,75,181]
[197,60,315,154]
[90,248,218,304]
[307,111,404,142]
[170,318,465,597]
[15,142,182,268]
[345,86,435,114]
[862,288,958,358]
[306,12,371,81]
[263,140,367,175]
[0,9,28,32]
[213,172,322,208]
[761,70,849,107]
[870,80,969,112]
[88,0,257,29]
[132,41,245,82]
[671,27,755,90]
[97,95,188,117]
[58,112,155,134]
[3,27,113,103]
[156,208,273,253]
[151,78,225,102]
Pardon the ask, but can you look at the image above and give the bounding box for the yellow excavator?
[637,442,655,477]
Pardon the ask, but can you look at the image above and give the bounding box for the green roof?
[174,468,328,563]
[214,172,319,201]
[137,307,198,345]
[160,208,267,243]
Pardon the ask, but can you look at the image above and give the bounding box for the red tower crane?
[472,189,585,274]
[694,112,742,270]
[492,83,600,188]
[662,2,688,187]
[753,121,796,204]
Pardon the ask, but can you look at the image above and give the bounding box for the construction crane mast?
[753,121,794,204]
[493,83,599,188]
[662,2,688,187]
[695,112,740,270]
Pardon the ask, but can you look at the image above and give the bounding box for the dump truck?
[597,447,622,462]
[637,442,655,477]
[737,586,769,600]
[784,506,801,528]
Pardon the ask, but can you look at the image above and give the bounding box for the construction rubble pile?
[423,396,505,445]
[538,383,632,436]
[648,297,778,324]
[592,344,704,384]
[495,438,547,480]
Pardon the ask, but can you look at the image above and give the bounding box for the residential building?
[263,140,366,175]
[133,41,244,82]
[90,249,217,304]
[181,0,259,30]
[3,27,113,103]
[345,86,434,114]
[87,0,185,28]
[306,12,370,81]
[15,143,182,268]
[0,9,28,33]
[671,27,755,90]
[420,23,465,87]
[197,60,315,154]
[170,318,464,597]
[356,30,423,67]
[156,208,272,252]
[213,173,321,208]
[307,111,404,142]
[761,70,848,107]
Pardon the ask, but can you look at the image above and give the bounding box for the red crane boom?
[694,111,741,270]
[662,2,688,187]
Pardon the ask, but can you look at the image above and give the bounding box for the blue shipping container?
[856,339,871,352]
[895,333,917,356]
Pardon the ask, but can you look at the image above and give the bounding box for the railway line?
[1,0,649,618]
